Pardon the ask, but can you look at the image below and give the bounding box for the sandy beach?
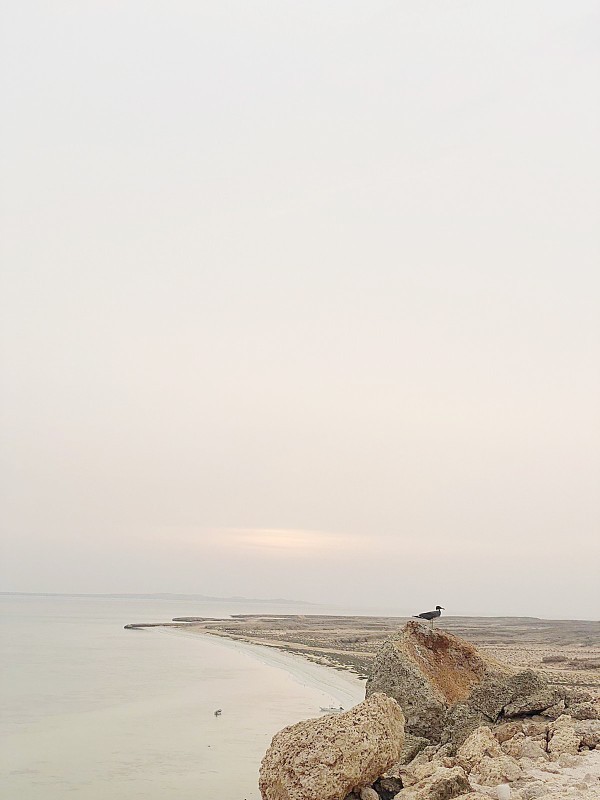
[129,614,600,696]
[172,627,365,709]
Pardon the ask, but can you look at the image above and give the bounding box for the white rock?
[458,726,503,770]
[471,754,522,786]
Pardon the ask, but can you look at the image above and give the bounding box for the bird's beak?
[441,607,445,610]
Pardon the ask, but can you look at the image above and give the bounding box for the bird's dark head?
[436,606,444,610]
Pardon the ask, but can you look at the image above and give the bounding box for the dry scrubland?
[164,615,600,693]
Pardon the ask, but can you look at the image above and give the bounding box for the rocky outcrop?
[259,692,405,800]
[366,622,506,741]
[366,622,567,746]
[335,709,600,800]
[388,721,600,799]
[260,621,600,800]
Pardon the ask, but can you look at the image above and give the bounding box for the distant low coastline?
[1,590,313,605]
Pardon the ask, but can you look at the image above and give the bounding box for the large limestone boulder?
[456,670,561,727]
[366,622,507,740]
[259,692,405,800]
[367,621,563,746]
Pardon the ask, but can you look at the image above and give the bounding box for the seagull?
[214,709,222,717]
[414,606,444,629]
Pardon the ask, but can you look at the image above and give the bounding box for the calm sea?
[0,595,364,799]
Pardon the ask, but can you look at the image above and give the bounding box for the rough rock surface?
[469,753,522,785]
[260,623,600,800]
[373,719,599,799]
[456,727,502,771]
[574,717,600,748]
[434,720,599,799]
[442,704,492,748]
[457,795,489,800]
[259,692,405,800]
[367,622,568,747]
[397,734,431,766]
[501,732,547,761]
[567,701,600,720]
[366,622,510,740]
[547,715,581,757]
[502,685,562,718]
[393,765,470,799]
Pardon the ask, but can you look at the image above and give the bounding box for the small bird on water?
[414,605,444,629]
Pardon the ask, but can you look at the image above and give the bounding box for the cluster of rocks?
[365,621,596,748]
[259,621,600,800]
[375,714,600,799]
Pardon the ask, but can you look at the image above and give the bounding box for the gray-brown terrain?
[126,614,600,694]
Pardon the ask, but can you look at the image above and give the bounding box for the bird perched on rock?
[414,605,444,628]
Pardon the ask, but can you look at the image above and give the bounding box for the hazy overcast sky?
[1,1,599,618]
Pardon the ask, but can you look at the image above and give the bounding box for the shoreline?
[204,629,372,679]
[125,613,600,693]
[125,622,373,679]
[163,626,366,709]
[4,596,366,800]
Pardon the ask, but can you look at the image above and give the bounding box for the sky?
[1,1,599,619]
